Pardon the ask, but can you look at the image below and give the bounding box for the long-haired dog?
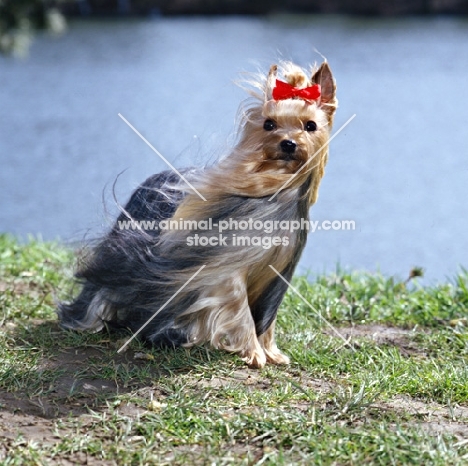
[59,61,337,368]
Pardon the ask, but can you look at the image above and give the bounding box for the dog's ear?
[265,64,278,101]
[312,62,337,120]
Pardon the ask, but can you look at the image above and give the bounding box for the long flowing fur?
[59,61,338,368]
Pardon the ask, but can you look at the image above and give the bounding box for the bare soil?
[324,323,428,356]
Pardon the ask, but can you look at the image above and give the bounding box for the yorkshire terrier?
[59,61,337,368]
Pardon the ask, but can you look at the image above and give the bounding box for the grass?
[1,233,468,465]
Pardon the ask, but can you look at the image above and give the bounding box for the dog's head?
[182,61,338,201]
[238,61,337,178]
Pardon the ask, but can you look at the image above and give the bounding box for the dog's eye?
[305,121,317,132]
[263,119,277,131]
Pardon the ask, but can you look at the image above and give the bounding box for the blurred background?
[1,0,468,283]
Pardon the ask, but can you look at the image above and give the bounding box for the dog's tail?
[58,282,115,332]
[58,280,191,347]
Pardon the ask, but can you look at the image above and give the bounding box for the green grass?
[1,234,468,465]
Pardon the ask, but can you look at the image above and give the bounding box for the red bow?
[272,79,321,102]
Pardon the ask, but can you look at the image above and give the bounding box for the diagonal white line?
[268,265,354,350]
[118,113,207,202]
[268,114,356,202]
[117,264,207,353]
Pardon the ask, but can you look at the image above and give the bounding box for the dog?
[59,61,337,368]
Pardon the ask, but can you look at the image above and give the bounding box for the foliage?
[0,0,66,55]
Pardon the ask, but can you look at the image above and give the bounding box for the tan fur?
[160,61,337,368]
[258,318,290,365]
[179,272,266,366]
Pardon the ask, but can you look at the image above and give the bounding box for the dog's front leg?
[238,329,267,369]
[258,318,290,365]
[220,297,267,369]
[205,273,267,368]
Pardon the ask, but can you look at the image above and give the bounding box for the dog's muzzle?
[279,139,298,161]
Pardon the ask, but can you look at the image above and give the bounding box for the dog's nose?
[280,139,297,154]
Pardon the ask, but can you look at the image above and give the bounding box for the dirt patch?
[197,369,271,389]
[0,343,159,416]
[0,410,59,442]
[326,324,426,356]
[0,320,163,451]
[0,344,161,465]
[374,395,468,439]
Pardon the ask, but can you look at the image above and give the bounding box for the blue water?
[1,16,468,283]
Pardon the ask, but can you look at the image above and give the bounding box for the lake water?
[1,16,468,283]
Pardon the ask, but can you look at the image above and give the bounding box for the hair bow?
[272,79,321,102]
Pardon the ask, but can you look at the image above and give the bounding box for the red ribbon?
[272,79,321,102]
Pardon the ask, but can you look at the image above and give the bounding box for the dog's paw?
[264,349,290,365]
[240,348,267,369]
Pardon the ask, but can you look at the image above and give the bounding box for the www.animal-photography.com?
[1,1,468,464]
